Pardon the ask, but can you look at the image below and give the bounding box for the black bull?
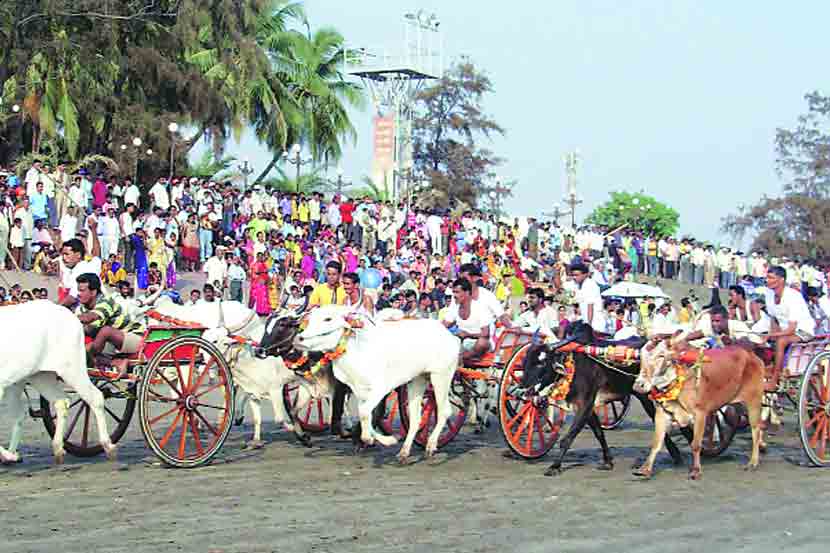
[520,321,691,476]
[257,313,388,439]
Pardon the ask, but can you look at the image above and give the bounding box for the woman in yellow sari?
[148,227,174,285]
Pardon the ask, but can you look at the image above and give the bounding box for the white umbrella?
[601,282,669,299]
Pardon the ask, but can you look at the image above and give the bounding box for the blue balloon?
[363,268,382,289]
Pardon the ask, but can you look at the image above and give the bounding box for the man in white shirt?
[765,265,816,378]
[149,178,170,211]
[513,287,557,339]
[203,247,228,292]
[124,179,141,208]
[58,223,102,308]
[426,211,443,254]
[570,262,606,331]
[443,278,494,365]
[24,161,43,197]
[99,206,120,260]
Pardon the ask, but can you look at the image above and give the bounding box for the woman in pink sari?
[248,252,271,316]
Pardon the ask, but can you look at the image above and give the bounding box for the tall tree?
[0,0,364,186]
[412,57,505,206]
[723,91,830,257]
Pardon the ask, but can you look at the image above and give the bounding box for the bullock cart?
[386,329,532,449]
[36,311,235,468]
[496,341,743,460]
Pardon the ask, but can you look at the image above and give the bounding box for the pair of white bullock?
[0,299,461,465]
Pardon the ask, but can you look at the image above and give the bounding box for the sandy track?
[2,401,830,553]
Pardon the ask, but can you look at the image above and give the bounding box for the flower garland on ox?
[549,354,576,401]
[649,365,688,404]
[284,328,352,380]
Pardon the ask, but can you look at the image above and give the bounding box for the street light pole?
[132,137,143,184]
[562,150,583,227]
[282,143,311,193]
[167,122,179,180]
[238,158,254,191]
[486,176,513,220]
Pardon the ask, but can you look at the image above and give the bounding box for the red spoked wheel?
[398,374,471,450]
[138,336,234,468]
[799,352,830,466]
[282,383,331,434]
[700,404,740,458]
[498,344,566,459]
[379,389,406,438]
[40,371,136,457]
[595,396,631,430]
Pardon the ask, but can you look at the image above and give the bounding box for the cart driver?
[673,305,764,350]
[76,273,145,377]
[443,278,494,366]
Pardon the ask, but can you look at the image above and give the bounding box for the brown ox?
[632,341,764,480]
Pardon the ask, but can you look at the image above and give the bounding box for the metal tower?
[344,10,443,201]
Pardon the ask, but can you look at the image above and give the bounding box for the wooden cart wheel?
[700,404,739,458]
[398,374,471,450]
[595,396,631,430]
[138,336,234,468]
[282,383,331,434]
[798,351,830,466]
[40,373,136,458]
[498,343,565,459]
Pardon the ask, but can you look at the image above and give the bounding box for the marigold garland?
[549,354,576,401]
[649,365,688,404]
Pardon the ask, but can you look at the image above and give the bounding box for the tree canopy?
[0,0,363,183]
[723,91,830,257]
[412,57,504,207]
[585,191,679,237]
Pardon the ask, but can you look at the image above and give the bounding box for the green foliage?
[413,57,505,206]
[187,150,237,180]
[585,191,679,236]
[350,176,391,202]
[263,165,330,194]
[0,0,364,186]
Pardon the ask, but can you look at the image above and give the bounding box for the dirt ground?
[2,399,830,553]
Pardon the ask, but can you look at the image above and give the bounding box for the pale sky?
[216,1,830,245]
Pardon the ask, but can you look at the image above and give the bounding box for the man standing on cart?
[75,273,145,377]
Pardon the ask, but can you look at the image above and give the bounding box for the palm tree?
[251,23,365,185]
[187,150,237,180]
[262,165,331,194]
[350,176,391,202]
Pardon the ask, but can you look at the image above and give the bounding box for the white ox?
[294,304,460,462]
[0,301,115,464]
[150,298,324,447]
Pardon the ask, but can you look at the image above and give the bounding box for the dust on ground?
[2,399,829,553]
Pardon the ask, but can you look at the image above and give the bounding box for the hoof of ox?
[54,451,65,466]
[759,442,769,454]
[245,439,265,450]
[396,452,413,465]
[743,463,760,472]
[295,433,312,448]
[375,434,398,447]
[596,461,614,471]
[688,468,701,481]
[632,466,653,479]
[544,466,563,477]
[0,451,21,464]
[104,444,118,461]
